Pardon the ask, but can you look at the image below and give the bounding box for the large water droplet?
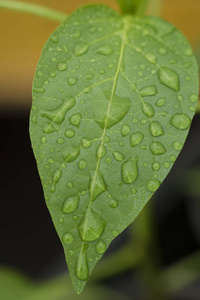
[149,121,164,137]
[74,42,89,56]
[79,208,106,241]
[158,67,180,91]
[156,97,166,107]
[121,156,138,184]
[146,179,160,192]
[90,170,107,201]
[113,151,124,162]
[70,113,82,127]
[63,146,80,162]
[76,251,89,281]
[130,132,144,147]
[78,159,87,170]
[95,239,107,254]
[142,102,155,118]
[121,124,130,137]
[140,85,157,97]
[150,142,167,155]
[97,45,113,55]
[170,114,191,130]
[62,232,74,244]
[62,195,79,214]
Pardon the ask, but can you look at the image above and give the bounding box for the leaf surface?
[30,4,199,293]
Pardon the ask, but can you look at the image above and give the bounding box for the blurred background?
[0,0,200,299]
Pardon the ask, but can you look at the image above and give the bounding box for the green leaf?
[30,4,199,293]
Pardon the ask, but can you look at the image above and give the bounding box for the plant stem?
[135,0,151,16]
[0,0,67,22]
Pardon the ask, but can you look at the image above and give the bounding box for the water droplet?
[70,30,81,38]
[190,93,198,103]
[170,155,176,162]
[164,161,170,168]
[150,142,167,155]
[173,141,183,151]
[108,63,113,69]
[63,146,80,162]
[156,97,166,107]
[51,169,62,192]
[70,113,82,127]
[48,157,54,164]
[67,77,77,86]
[96,144,106,158]
[50,36,58,43]
[158,67,180,91]
[142,102,155,118]
[75,251,89,281]
[109,199,118,208]
[131,188,137,194]
[62,232,74,244]
[189,105,196,112]
[62,195,79,214]
[132,118,138,124]
[146,179,160,192]
[130,132,144,147]
[140,85,157,97]
[86,73,94,80]
[185,48,192,56]
[65,128,75,138]
[74,42,89,56]
[69,250,74,256]
[121,124,130,137]
[146,53,157,64]
[57,137,64,144]
[57,62,67,71]
[95,239,107,254]
[40,136,47,143]
[79,208,106,241]
[59,217,64,224]
[121,156,138,184]
[67,182,74,189]
[49,71,56,78]
[106,157,112,164]
[112,230,118,237]
[112,151,124,162]
[178,95,183,102]
[159,48,167,55]
[104,136,110,143]
[90,170,107,201]
[33,87,45,93]
[152,161,160,171]
[78,159,87,170]
[82,138,92,148]
[97,45,113,55]
[149,121,164,137]
[170,114,191,130]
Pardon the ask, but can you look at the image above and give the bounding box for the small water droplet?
[70,30,82,38]
[178,95,183,102]
[57,62,67,71]
[67,77,77,86]
[67,182,74,189]
[142,102,155,118]
[189,105,196,112]
[170,155,176,162]
[130,132,144,147]
[121,156,138,184]
[140,85,157,97]
[106,157,112,164]
[146,179,160,192]
[59,217,64,224]
[95,239,107,254]
[78,159,87,170]
[146,53,157,64]
[132,118,138,124]
[65,128,75,138]
[40,136,47,143]
[49,71,56,78]
[70,113,82,127]
[75,251,89,281]
[50,36,58,43]
[159,48,167,55]
[149,121,164,137]
[96,144,106,158]
[33,87,45,93]
[63,146,80,162]
[69,250,74,256]
[131,188,137,194]
[112,151,124,162]
[82,138,92,148]
[150,142,167,155]
[158,67,180,91]
[173,141,183,151]
[121,124,130,137]
[74,42,89,56]
[97,45,113,55]
[57,137,64,144]
[109,199,118,208]
[79,208,106,241]
[112,230,118,237]
[90,170,107,201]
[62,195,79,214]
[156,97,166,107]
[62,232,74,244]
[164,161,170,168]
[190,93,198,103]
[170,114,191,130]
[51,169,62,192]
[48,157,54,164]
[152,161,160,171]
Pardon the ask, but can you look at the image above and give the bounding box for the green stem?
[135,0,151,16]
[0,0,67,22]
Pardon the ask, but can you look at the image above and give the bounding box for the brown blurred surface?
[0,0,199,109]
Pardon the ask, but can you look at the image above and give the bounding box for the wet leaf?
[30,4,199,293]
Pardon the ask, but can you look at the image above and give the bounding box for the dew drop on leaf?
[95,239,107,254]
[146,179,160,192]
[62,232,74,244]
[158,67,180,91]
[170,113,191,129]
[121,156,138,184]
[150,141,167,155]
[149,121,164,137]
[62,195,79,214]
[130,132,144,147]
